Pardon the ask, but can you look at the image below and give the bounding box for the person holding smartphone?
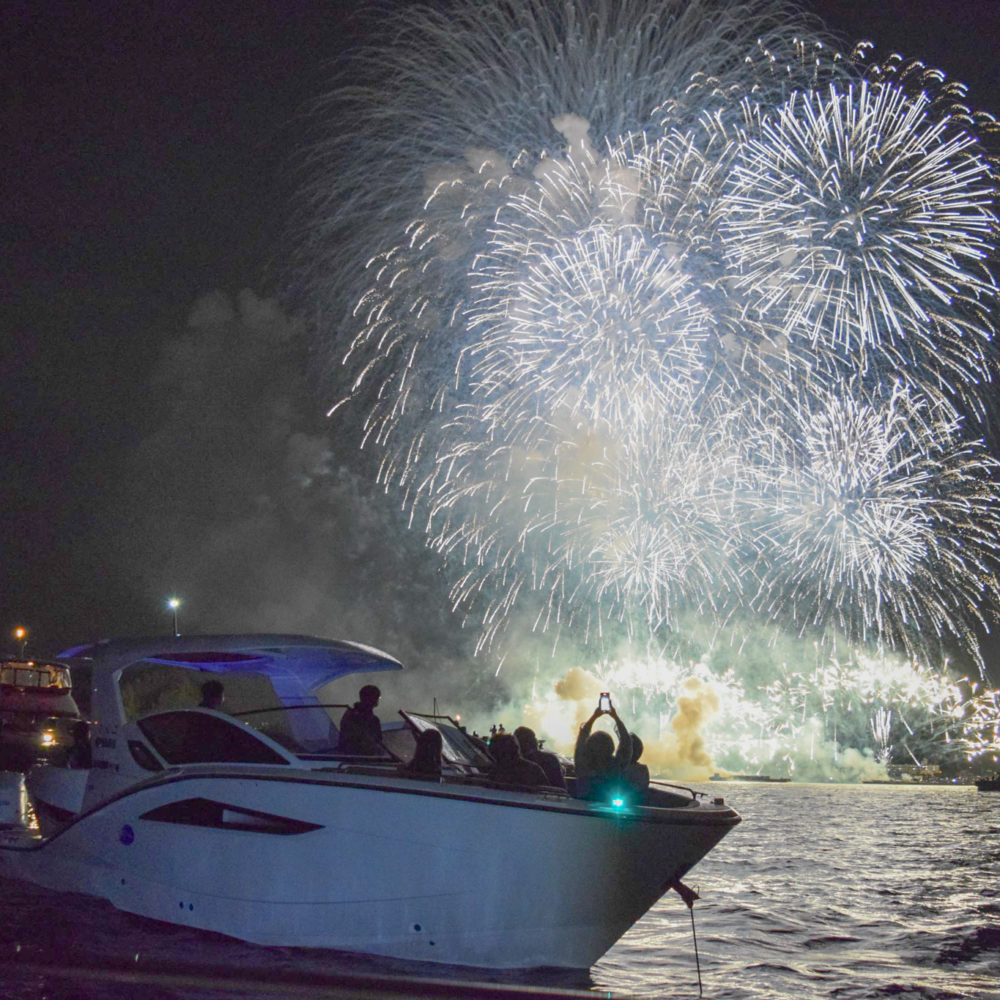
[573,692,632,801]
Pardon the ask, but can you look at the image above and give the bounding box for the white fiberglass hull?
[1,767,739,968]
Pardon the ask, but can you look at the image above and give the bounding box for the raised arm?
[609,709,632,771]
[574,708,601,769]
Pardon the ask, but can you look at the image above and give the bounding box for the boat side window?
[128,739,164,772]
[138,711,289,766]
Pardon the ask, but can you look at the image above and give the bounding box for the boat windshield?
[138,710,291,766]
[232,704,361,756]
[400,711,493,770]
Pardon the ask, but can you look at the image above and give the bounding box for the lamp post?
[167,598,181,637]
[13,626,27,657]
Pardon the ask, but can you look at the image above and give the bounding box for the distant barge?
[710,774,790,783]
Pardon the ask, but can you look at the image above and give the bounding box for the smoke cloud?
[99,289,508,712]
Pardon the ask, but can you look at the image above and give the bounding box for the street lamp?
[167,597,181,637]
[13,626,27,657]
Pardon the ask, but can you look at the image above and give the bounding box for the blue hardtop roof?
[56,634,403,693]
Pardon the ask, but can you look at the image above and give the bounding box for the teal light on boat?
[611,796,626,809]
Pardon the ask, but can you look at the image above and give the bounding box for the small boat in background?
[710,773,790,783]
[975,776,1000,792]
[0,658,81,771]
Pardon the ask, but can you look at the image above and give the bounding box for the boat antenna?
[670,878,703,997]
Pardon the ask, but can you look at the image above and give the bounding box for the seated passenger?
[198,679,225,711]
[337,684,383,755]
[489,733,547,787]
[399,728,442,780]
[513,726,566,789]
[574,695,631,801]
[624,733,650,799]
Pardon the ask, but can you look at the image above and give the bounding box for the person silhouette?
[513,726,566,789]
[574,695,631,800]
[624,733,650,798]
[198,679,225,711]
[399,728,443,780]
[337,684,384,755]
[489,732,547,787]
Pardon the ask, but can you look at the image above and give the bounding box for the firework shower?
[301,0,1000,678]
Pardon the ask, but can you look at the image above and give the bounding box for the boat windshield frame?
[399,711,493,771]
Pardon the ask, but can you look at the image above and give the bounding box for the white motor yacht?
[0,634,740,969]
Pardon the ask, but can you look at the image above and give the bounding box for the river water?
[1,783,998,999]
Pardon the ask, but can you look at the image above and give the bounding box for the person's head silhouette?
[199,679,224,710]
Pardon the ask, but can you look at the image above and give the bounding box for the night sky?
[3,1,999,666]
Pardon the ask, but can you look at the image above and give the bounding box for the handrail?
[230,703,349,718]
[649,778,701,800]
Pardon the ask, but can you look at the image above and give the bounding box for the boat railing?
[230,703,348,720]
[333,762,403,776]
[649,779,701,799]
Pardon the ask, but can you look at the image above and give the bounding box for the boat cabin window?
[138,711,289,766]
[120,663,276,722]
[1,662,70,689]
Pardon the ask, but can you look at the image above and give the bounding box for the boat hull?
[1,768,738,968]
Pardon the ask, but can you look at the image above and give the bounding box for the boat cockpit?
[25,636,703,833]
[126,703,523,780]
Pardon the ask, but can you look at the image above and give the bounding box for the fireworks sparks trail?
[502,636,995,779]
[300,0,1000,680]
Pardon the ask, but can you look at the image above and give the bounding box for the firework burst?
[719,81,998,413]
[748,381,1000,664]
[301,0,1000,671]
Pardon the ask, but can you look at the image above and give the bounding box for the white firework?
[427,386,749,650]
[719,81,998,412]
[871,707,893,764]
[750,380,1000,665]
[300,0,1000,670]
[468,144,714,436]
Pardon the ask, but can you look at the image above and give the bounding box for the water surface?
[2,784,997,998]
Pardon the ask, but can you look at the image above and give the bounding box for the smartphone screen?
[599,693,611,711]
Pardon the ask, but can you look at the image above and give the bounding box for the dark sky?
[3,0,999,662]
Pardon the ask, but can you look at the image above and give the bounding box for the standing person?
[573,694,632,801]
[337,684,383,755]
[513,726,566,789]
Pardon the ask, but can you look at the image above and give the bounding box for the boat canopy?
[56,634,403,696]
